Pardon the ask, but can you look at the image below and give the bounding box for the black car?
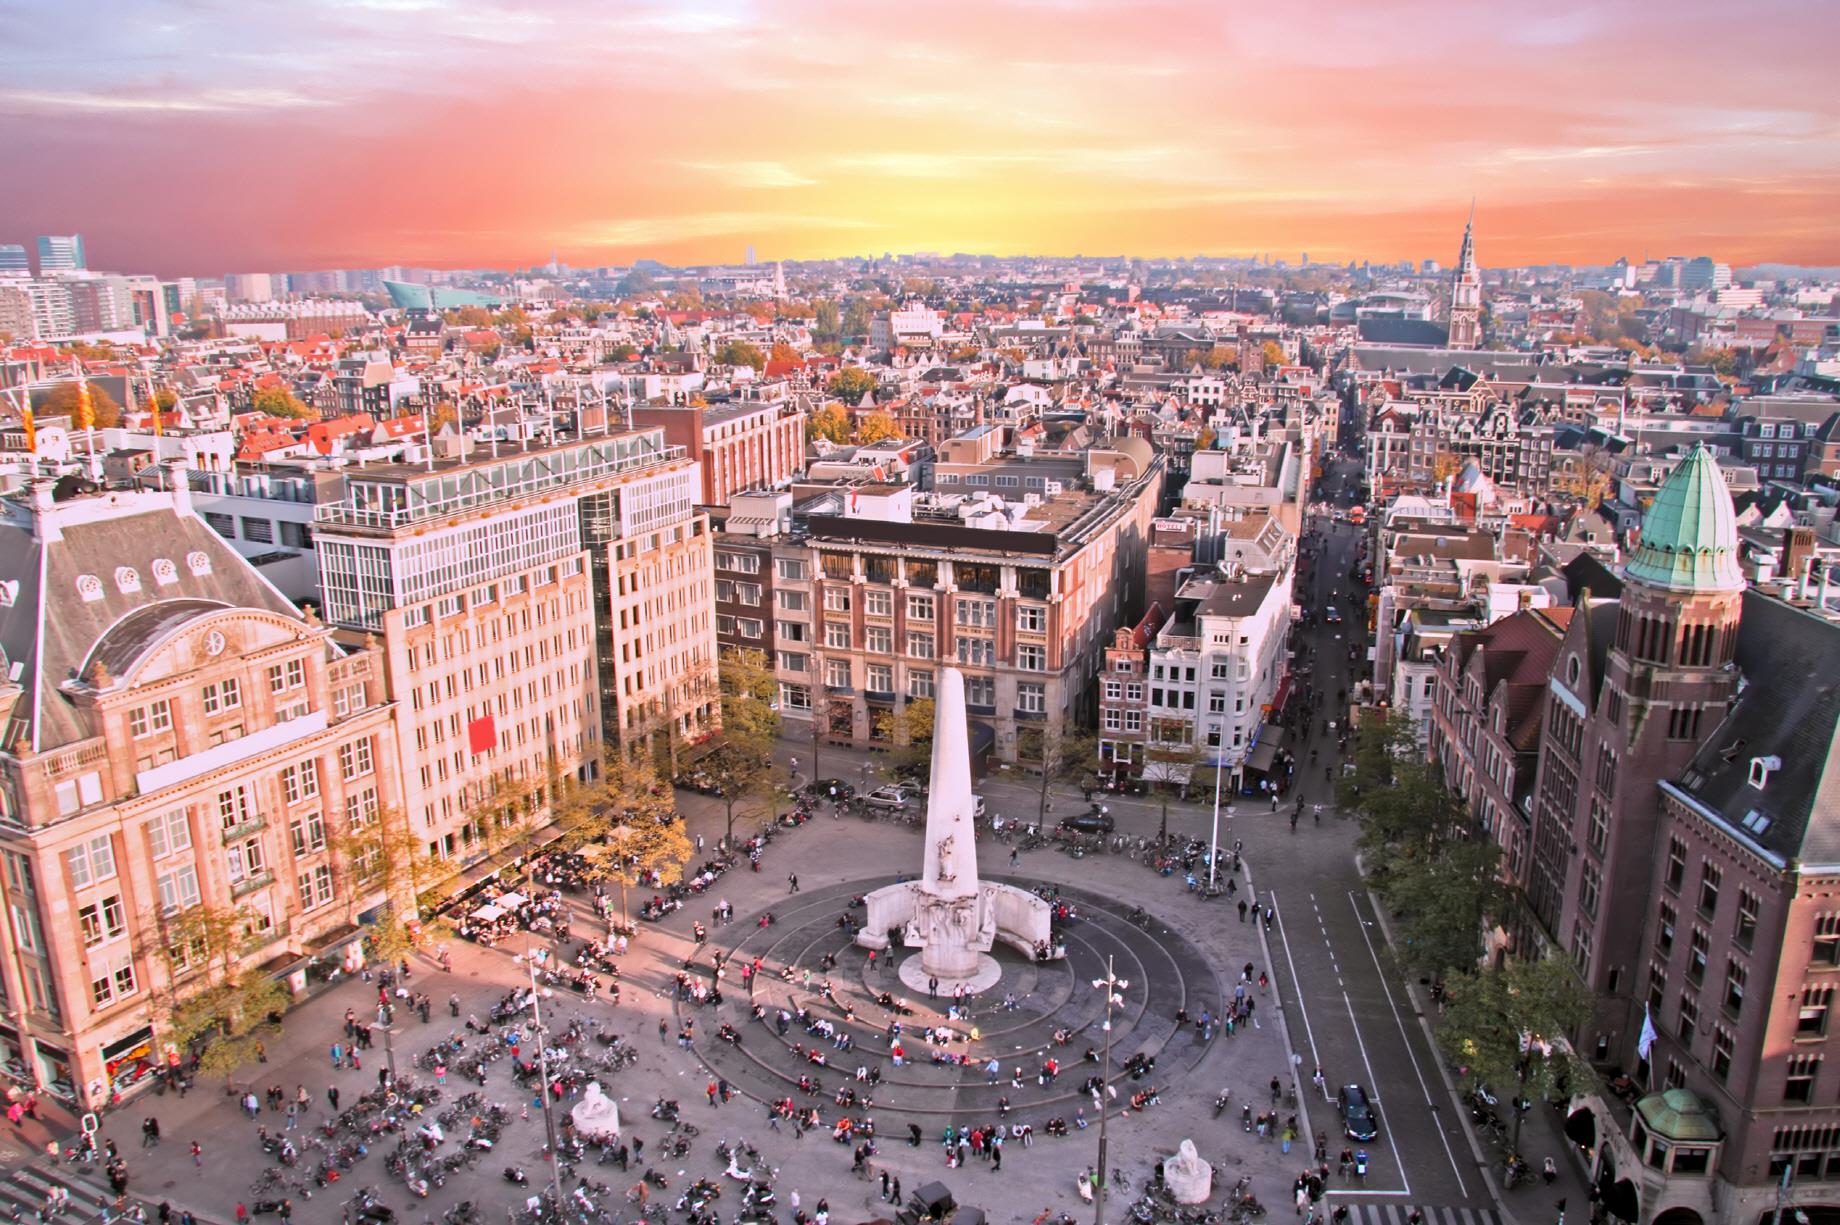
[1339,1084,1379,1141]
[1058,812,1116,835]
[805,779,855,802]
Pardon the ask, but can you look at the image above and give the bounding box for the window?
[1711,1027,1734,1080]
[281,760,320,804]
[778,651,808,674]
[777,590,808,613]
[1699,863,1721,918]
[202,677,242,715]
[339,738,374,781]
[1016,606,1045,633]
[1647,960,1667,1011]
[906,595,933,621]
[1688,928,1709,984]
[129,700,172,739]
[64,835,117,889]
[1799,987,1832,1038]
[345,786,379,829]
[226,837,266,883]
[78,895,126,947]
[824,622,851,649]
[146,809,191,859]
[1724,959,1747,1017]
[779,683,811,711]
[965,676,996,708]
[955,599,996,628]
[298,864,335,911]
[89,951,137,1007]
[1579,862,1602,919]
[865,627,892,654]
[1572,918,1593,975]
[1677,989,1698,1040]
[290,811,327,855]
[156,864,201,914]
[957,637,994,666]
[1587,799,1609,858]
[1785,1054,1821,1103]
[777,620,808,643]
[267,658,305,693]
[1737,888,1759,948]
[823,589,851,613]
[825,660,851,689]
[864,590,892,617]
[332,682,367,717]
[241,517,273,544]
[1665,838,1687,892]
[1017,644,1046,671]
[776,558,807,581]
[1817,915,1840,967]
[1656,901,1677,955]
[1018,683,1046,715]
[217,785,254,831]
[865,664,893,694]
[908,670,934,699]
[736,618,763,640]
[907,632,934,660]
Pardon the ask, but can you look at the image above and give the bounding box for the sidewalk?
[1360,880,1590,1225]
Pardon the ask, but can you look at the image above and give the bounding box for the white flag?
[1637,1002,1659,1061]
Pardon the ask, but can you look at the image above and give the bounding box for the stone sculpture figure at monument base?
[855,667,1055,990]
[1163,1138,1213,1204]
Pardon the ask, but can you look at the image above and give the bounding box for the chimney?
[28,480,60,543]
[1784,526,1816,597]
[167,460,192,518]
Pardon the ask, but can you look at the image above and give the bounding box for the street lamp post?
[526,953,569,1215]
[1092,957,1129,1225]
[375,1004,396,1087]
[1207,757,1224,890]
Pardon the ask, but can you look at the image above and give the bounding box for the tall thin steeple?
[1447,201,1482,349]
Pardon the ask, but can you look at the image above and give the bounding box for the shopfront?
[101,1026,157,1101]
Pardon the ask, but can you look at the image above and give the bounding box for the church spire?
[1446,202,1482,348]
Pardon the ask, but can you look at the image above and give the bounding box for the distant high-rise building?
[746,245,757,266]
[1445,205,1482,349]
[35,234,86,273]
[0,244,27,273]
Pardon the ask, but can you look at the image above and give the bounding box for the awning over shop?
[471,904,506,921]
[494,891,528,910]
[1265,671,1293,715]
[1565,1105,1598,1149]
[1245,723,1287,774]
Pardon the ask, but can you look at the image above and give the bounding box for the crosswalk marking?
[1332,1205,1502,1225]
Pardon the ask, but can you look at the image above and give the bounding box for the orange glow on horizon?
[4,0,1838,274]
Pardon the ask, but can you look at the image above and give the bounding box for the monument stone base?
[897,952,1002,997]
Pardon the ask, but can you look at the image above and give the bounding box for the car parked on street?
[1058,811,1115,835]
[864,784,914,810]
[806,779,855,802]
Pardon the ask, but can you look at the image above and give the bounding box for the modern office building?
[309,430,715,880]
[35,235,85,274]
[0,245,27,274]
[632,399,806,507]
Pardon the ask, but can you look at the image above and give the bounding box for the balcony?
[231,870,275,899]
[220,815,268,842]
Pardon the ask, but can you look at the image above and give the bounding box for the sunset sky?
[3,0,1837,275]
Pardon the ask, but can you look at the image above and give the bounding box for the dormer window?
[1750,755,1782,790]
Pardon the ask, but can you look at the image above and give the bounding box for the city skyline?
[3,0,1837,276]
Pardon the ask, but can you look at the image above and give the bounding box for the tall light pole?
[1207,755,1225,890]
[1091,957,1129,1225]
[526,949,568,1214]
[375,1003,396,1088]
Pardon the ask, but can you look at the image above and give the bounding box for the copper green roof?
[1635,1087,1722,1143]
[1625,445,1744,592]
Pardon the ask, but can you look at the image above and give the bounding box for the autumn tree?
[249,386,312,420]
[812,300,841,342]
[716,340,767,371]
[841,299,872,341]
[1437,956,1594,1151]
[769,342,801,365]
[808,402,852,444]
[1261,340,1286,369]
[37,381,121,429]
[826,368,877,403]
[150,904,290,1079]
[1141,737,1205,848]
[872,696,936,783]
[602,343,638,363]
[855,411,900,445]
[1016,725,1099,829]
[577,797,692,927]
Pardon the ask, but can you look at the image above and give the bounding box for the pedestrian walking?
[448,993,460,1018]
[328,1043,342,1070]
[141,1117,160,1148]
[928,976,939,999]
[326,1085,340,1111]
[190,1140,202,1168]
[788,873,799,893]
[880,1170,891,1200]
[892,1177,901,1206]
[1238,899,1248,922]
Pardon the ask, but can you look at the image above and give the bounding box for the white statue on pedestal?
[1163,1138,1212,1204]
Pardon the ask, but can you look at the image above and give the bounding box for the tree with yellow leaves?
[808,402,851,444]
[855,411,900,445]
